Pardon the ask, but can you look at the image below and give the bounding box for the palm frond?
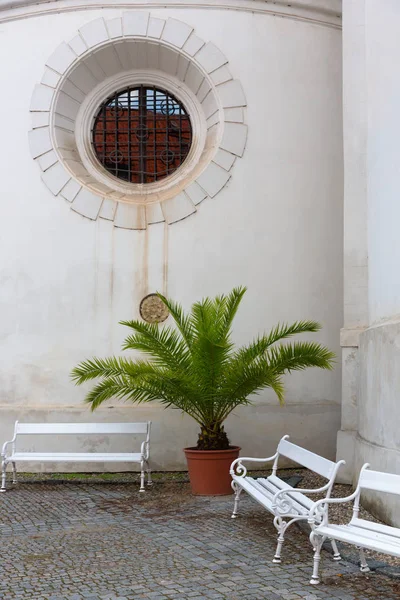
[215,357,285,422]
[71,357,155,384]
[71,287,335,448]
[233,320,322,365]
[219,286,247,337]
[120,319,190,370]
[156,293,194,350]
[267,342,335,374]
[84,375,165,411]
[84,369,206,424]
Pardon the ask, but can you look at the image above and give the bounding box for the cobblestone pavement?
[1,480,400,600]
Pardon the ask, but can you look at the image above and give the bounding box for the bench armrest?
[271,482,332,516]
[272,458,346,508]
[271,459,346,516]
[272,479,330,503]
[1,435,17,459]
[141,440,150,460]
[230,453,278,477]
[308,490,360,526]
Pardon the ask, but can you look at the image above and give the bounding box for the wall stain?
[94,220,99,324]
[163,222,169,297]
[109,225,115,353]
[142,226,149,301]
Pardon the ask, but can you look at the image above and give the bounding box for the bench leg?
[139,460,146,492]
[330,539,341,561]
[273,530,286,564]
[1,459,7,492]
[310,532,325,585]
[12,462,17,485]
[231,481,242,518]
[358,547,370,573]
[145,461,153,487]
[272,518,288,564]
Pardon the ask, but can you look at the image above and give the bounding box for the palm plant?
[71,287,335,451]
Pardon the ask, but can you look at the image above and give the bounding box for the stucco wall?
[356,321,400,525]
[365,1,400,325]
[339,0,400,525]
[356,0,400,524]
[0,3,343,470]
[336,0,368,483]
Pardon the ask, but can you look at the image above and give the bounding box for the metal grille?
[92,86,192,184]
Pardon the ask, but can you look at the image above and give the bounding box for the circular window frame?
[29,14,248,227]
[74,70,208,203]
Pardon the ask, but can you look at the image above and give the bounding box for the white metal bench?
[230,435,345,563]
[308,463,400,585]
[1,421,152,493]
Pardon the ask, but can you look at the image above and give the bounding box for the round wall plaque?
[140,293,169,323]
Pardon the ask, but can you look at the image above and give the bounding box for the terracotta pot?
[184,446,240,495]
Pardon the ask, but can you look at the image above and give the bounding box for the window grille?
[92,86,193,184]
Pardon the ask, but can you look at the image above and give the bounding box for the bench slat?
[248,478,276,502]
[351,518,400,541]
[233,475,308,517]
[315,523,400,556]
[359,469,400,495]
[249,478,305,516]
[14,423,149,435]
[268,475,314,509]
[277,439,335,479]
[256,479,308,516]
[232,476,276,513]
[259,475,314,512]
[8,452,142,462]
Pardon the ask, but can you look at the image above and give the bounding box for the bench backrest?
[14,422,150,436]
[359,466,400,496]
[277,437,336,479]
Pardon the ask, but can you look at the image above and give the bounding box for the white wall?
[357,0,400,524]
[336,0,368,483]
[0,5,343,469]
[339,0,400,525]
[366,1,400,324]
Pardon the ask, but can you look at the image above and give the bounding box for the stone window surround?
[76,71,207,201]
[29,12,248,229]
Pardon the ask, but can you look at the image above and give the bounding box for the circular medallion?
[139,293,169,323]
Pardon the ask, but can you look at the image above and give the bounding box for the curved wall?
[356,321,400,525]
[0,2,343,469]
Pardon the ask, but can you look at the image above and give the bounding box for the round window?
[91,86,193,185]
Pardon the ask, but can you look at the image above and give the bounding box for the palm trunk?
[196,423,230,450]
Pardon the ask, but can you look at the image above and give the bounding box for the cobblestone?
[0,480,399,599]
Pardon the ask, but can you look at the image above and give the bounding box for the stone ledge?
[0,1,343,30]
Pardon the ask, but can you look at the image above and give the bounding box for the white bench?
[230,435,345,563]
[1,421,152,493]
[308,463,400,585]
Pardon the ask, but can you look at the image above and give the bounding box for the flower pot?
[184,446,240,495]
